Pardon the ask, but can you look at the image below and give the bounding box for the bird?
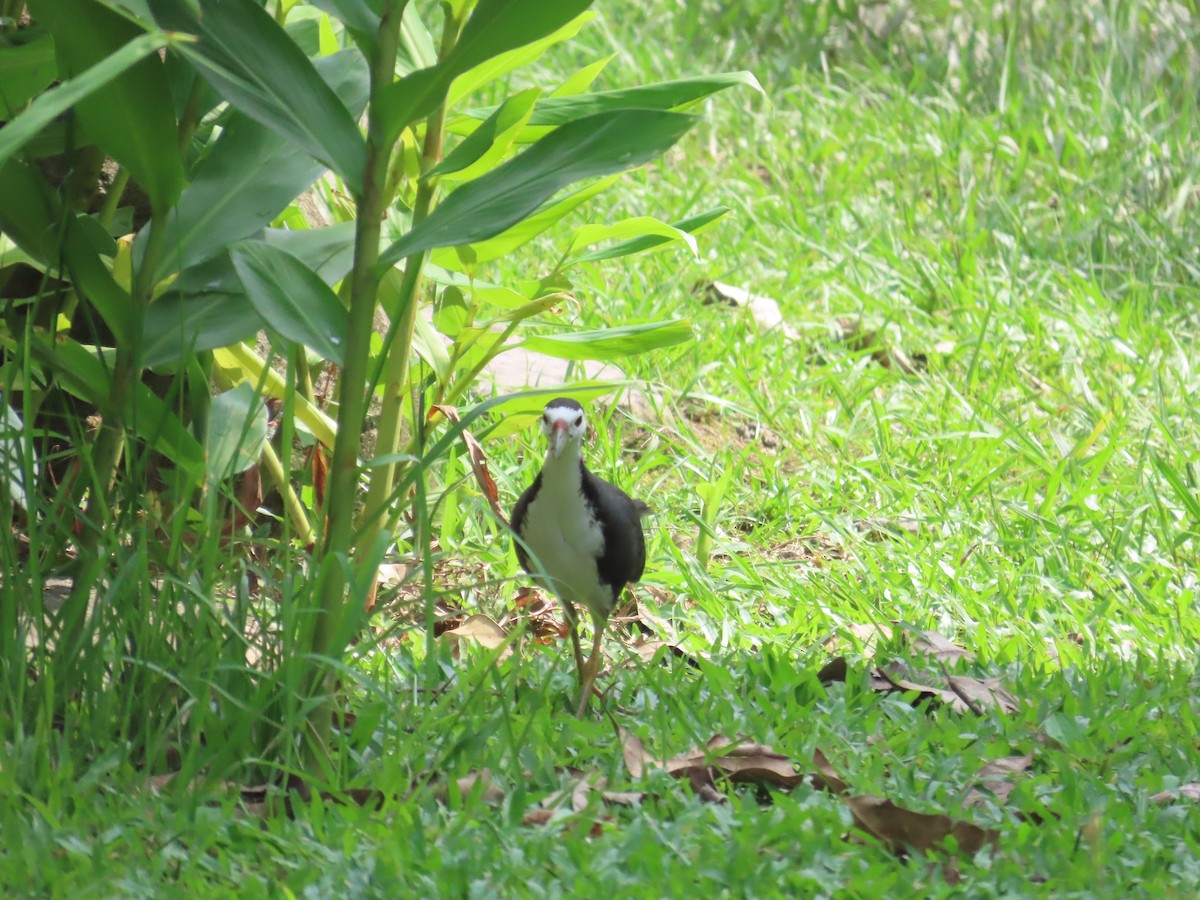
[510,397,647,715]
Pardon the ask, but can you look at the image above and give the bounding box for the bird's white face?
[540,401,587,460]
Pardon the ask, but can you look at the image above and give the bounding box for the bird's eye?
[575,415,583,427]
[542,413,549,424]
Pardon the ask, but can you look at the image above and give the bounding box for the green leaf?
[264,221,359,286]
[376,0,594,140]
[230,241,349,365]
[520,320,693,361]
[444,10,595,108]
[0,30,172,172]
[29,0,184,211]
[550,52,616,97]
[206,382,268,486]
[466,71,765,128]
[428,175,619,268]
[569,216,699,260]
[0,35,58,117]
[381,109,697,267]
[568,207,729,265]
[306,0,379,52]
[0,160,135,345]
[150,0,367,196]
[0,401,36,511]
[426,87,540,182]
[36,335,205,477]
[150,50,369,283]
[142,292,264,370]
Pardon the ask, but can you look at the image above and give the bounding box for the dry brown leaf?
[688,766,726,804]
[433,769,505,805]
[964,754,1033,808]
[429,404,508,526]
[909,630,975,665]
[942,675,1021,715]
[631,639,702,668]
[811,748,849,795]
[848,794,998,856]
[817,656,850,684]
[1151,783,1200,805]
[310,445,328,510]
[522,808,558,826]
[442,614,512,661]
[854,518,920,541]
[621,731,653,780]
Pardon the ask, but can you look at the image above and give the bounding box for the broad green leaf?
[444,10,594,107]
[142,292,264,369]
[29,0,184,211]
[381,109,697,267]
[0,31,172,172]
[307,0,379,51]
[432,286,470,337]
[0,160,135,345]
[429,175,619,268]
[425,88,540,183]
[150,50,369,282]
[569,216,699,260]
[520,320,693,361]
[206,382,268,485]
[213,343,337,449]
[550,52,616,97]
[230,241,349,365]
[466,71,765,128]
[412,310,453,383]
[150,0,366,196]
[569,207,729,265]
[0,35,57,117]
[0,401,36,511]
[36,335,205,477]
[264,221,358,286]
[376,0,594,140]
[397,1,437,74]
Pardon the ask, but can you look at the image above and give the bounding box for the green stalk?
[354,7,462,561]
[312,1,406,660]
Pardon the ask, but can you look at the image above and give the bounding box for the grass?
[5,0,1200,895]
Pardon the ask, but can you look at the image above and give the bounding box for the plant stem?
[354,7,462,561]
[311,0,406,662]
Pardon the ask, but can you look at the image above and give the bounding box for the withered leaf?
[429,404,508,525]
[964,754,1034,809]
[631,639,702,668]
[909,630,974,665]
[943,676,1021,715]
[688,766,726,804]
[817,656,849,684]
[847,794,999,856]
[811,748,849,795]
[1151,783,1200,805]
[442,614,512,661]
[433,769,505,805]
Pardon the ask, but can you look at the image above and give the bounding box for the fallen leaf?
[429,404,508,525]
[854,517,920,541]
[909,630,974,664]
[811,748,849,795]
[688,766,726,804]
[631,639,702,668]
[1151,783,1200,805]
[942,675,1021,715]
[442,614,512,661]
[964,754,1033,809]
[847,794,998,856]
[432,769,505,805]
[817,656,849,684]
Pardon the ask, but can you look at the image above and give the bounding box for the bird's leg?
[561,599,585,679]
[574,616,608,717]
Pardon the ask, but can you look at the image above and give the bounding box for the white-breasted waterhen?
[511,397,646,715]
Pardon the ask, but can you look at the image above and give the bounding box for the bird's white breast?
[520,463,610,612]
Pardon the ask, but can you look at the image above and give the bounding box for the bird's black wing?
[509,473,541,573]
[581,467,646,601]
